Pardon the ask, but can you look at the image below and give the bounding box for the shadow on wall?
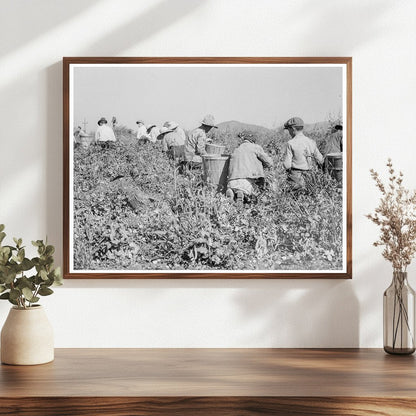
[79,0,204,55]
[233,279,359,347]
[299,0,393,52]
[1,0,101,56]
[44,0,204,263]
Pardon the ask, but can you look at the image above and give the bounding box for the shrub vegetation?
[73,125,343,271]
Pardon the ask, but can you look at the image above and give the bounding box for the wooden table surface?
[1,348,415,415]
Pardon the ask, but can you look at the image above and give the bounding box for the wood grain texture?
[63,57,352,280]
[1,349,416,415]
[0,397,415,416]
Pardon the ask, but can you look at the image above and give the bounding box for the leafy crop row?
[73,126,343,271]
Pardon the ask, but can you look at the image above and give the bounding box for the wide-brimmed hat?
[163,121,179,130]
[97,117,107,125]
[238,130,257,143]
[157,126,171,139]
[201,114,218,128]
[147,124,157,130]
[284,117,304,129]
[136,120,144,125]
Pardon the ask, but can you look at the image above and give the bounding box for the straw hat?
[163,121,179,130]
[97,117,107,125]
[157,126,171,140]
[201,114,218,128]
[147,124,157,130]
[136,120,144,125]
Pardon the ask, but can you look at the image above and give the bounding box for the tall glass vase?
[383,271,415,355]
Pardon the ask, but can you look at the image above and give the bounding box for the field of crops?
[73,125,343,271]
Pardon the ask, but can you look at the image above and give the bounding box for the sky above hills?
[72,64,344,132]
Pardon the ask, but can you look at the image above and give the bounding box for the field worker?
[95,117,116,149]
[184,114,218,166]
[146,124,160,143]
[73,126,82,146]
[136,120,149,141]
[226,130,273,204]
[283,117,324,191]
[161,121,186,160]
[324,123,343,156]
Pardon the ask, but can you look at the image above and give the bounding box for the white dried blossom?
[367,159,416,272]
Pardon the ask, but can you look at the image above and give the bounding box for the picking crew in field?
[283,117,324,191]
[184,114,217,167]
[226,130,273,205]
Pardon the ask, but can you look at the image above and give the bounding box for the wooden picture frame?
[63,57,352,279]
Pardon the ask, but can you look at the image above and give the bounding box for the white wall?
[1,0,415,348]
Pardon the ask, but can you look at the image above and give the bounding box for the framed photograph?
[63,57,352,279]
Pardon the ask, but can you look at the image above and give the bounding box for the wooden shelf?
[1,348,415,415]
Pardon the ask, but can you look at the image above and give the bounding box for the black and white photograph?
[63,58,352,278]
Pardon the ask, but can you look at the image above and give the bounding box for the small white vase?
[1,305,54,365]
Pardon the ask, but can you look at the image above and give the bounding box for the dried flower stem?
[366,159,416,272]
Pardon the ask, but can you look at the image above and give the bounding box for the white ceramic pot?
[1,305,54,365]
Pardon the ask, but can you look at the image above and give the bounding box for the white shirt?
[283,132,323,170]
[136,125,148,139]
[148,126,160,143]
[95,124,116,142]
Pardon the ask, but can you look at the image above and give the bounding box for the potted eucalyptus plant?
[0,224,62,365]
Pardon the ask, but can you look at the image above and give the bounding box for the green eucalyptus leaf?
[0,232,6,244]
[38,287,53,296]
[0,247,11,265]
[22,287,34,301]
[17,248,25,263]
[8,297,18,306]
[3,245,17,251]
[45,245,55,256]
[3,271,17,285]
[0,246,10,256]
[0,285,6,294]
[17,276,35,290]
[9,288,21,301]
[34,275,43,285]
[40,269,48,281]
[20,258,34,271]
[32,240,43,247]
[53,267,63,285]
[0,224,5,232]
[0,292,9,299]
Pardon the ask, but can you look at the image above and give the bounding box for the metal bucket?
[325,152,343,184]
[202,154,230,193]
[206,143,225,155]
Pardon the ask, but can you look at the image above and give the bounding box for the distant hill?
[217,120,274,136]
[218,120,332,135]
[304,121,331,132]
